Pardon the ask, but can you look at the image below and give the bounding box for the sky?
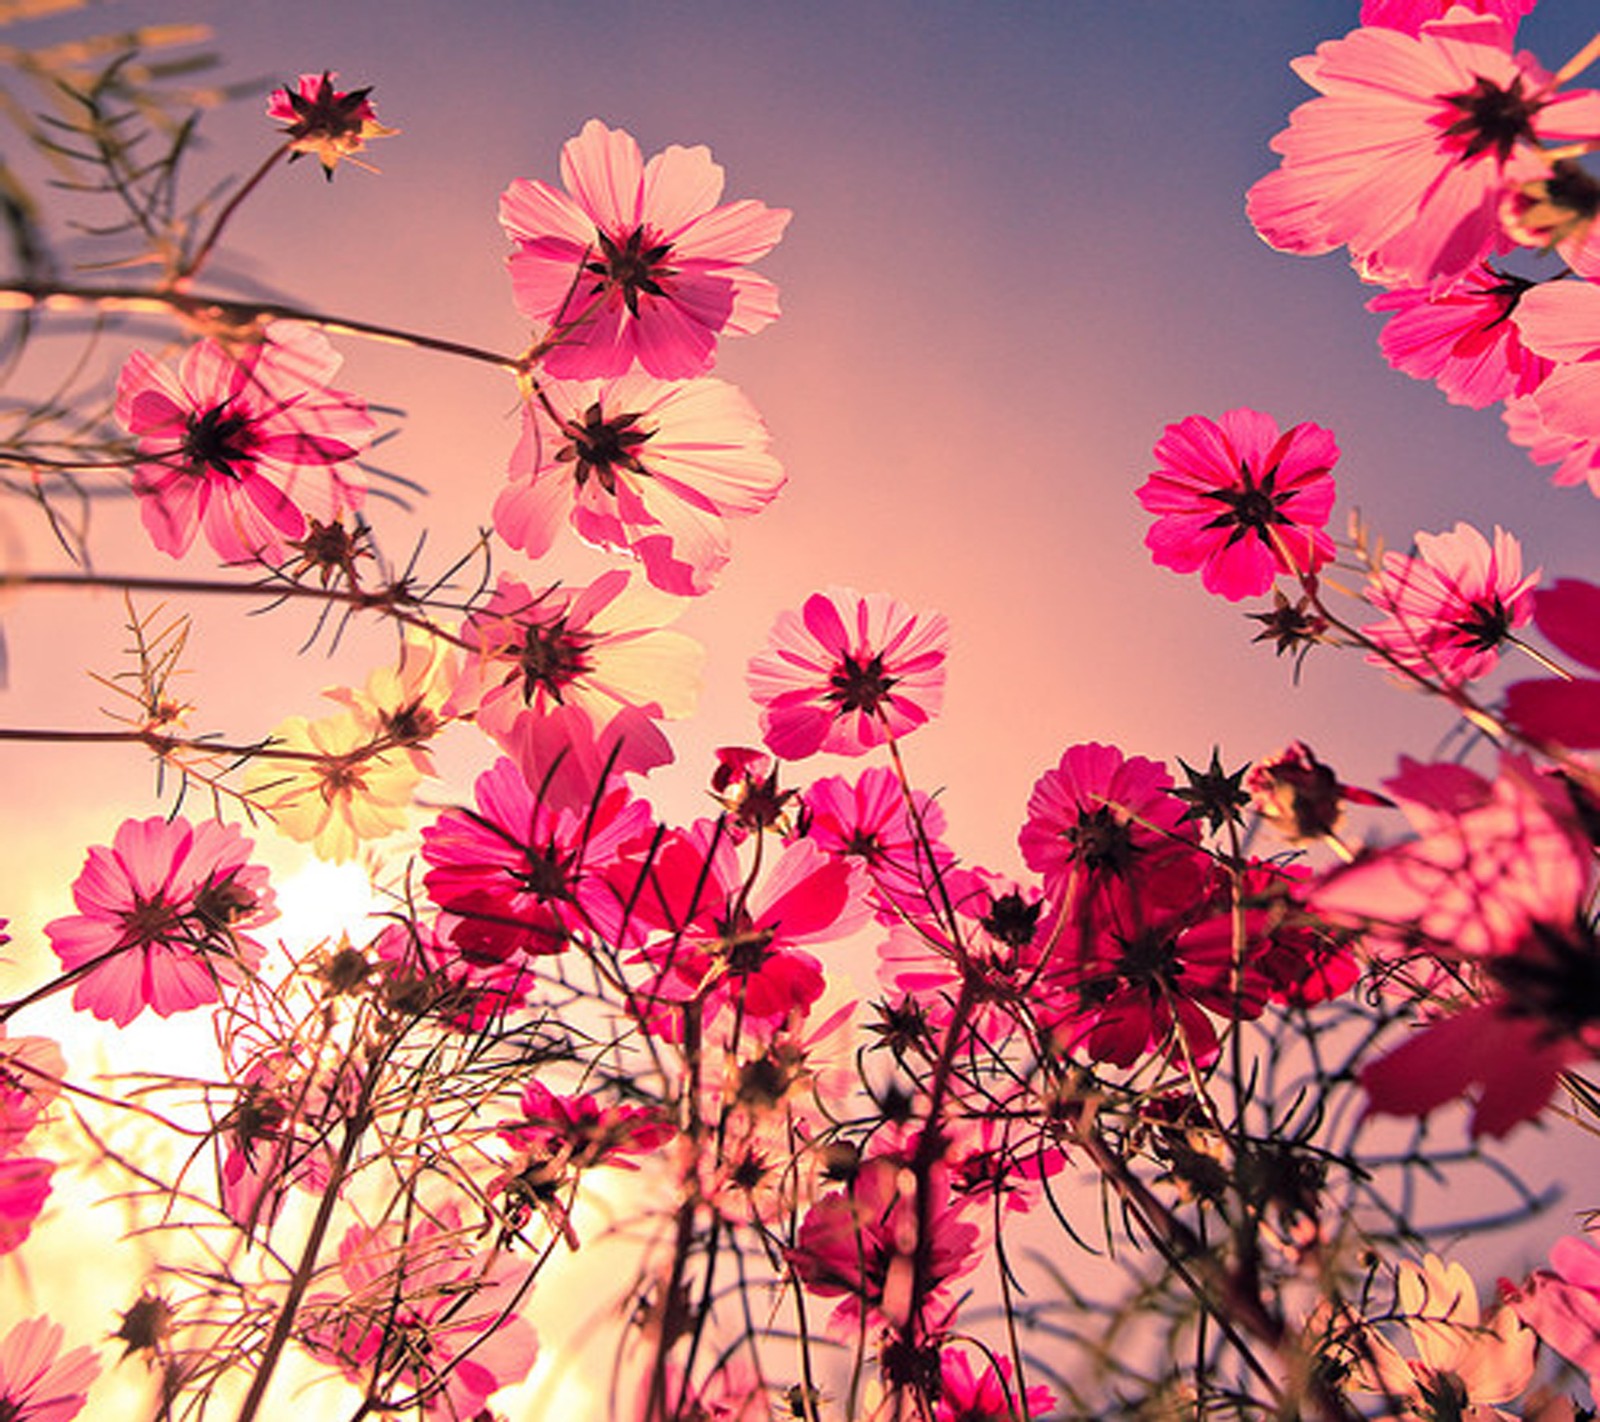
[4,0,1600,1408]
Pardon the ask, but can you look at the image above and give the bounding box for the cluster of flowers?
[7,5,1600,1416]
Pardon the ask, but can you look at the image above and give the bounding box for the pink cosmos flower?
[1138,409,1338,601]
[630,827,866,1029]
[116,322,374,562]
[1018,742,1206,943]
[1506,579,1600,745]
[1366,265,1553,409]
[449,569,702,774]
[496,1079,672,1169]
[0,1031,64,1157]
[0,1316,101,1421]
[1360,0,1538,35]
[1362,521,1538,685]
[46,816,276,1027]
[266,72,395,177]
[1247,13,1600,287]
[499,119,791,379]
[1504,388,1600,494]
[302,1205,537,1419]
[802,765,954,924]
[496,373,785,595]
[0,1157,53,1256]
[789,1155,981,1332]
[1507,278,1600,493]
[933,1346,1058,1422]
[421,756,655,962]
[746,588,950,759]
[1509,1231,1600,1396]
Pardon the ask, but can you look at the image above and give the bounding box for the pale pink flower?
[1353,1254,1535,1414]
[1247,13,1600,286]
[0,1157,53,1256]
[1366,266,1552,408]
[1363,521,1538,684]
[0,1316,101,1421]
[1138,409,1338,601]
[302,1205,537,1418]
[46,816,275,1026]
[116,322,374,562]
[1314,754,1587,959]
[243,709,421,864]
[1503,389,1600,494]
[0,1031,64,1157]
[449,569,701,769]
[1360,0,1538,35]
[496,373,784,595]
[1507,279,1600,493]
[266,72,395,177]
[746,588,950,759]
[1509,1231,1600,1396]
[500,119,790,378]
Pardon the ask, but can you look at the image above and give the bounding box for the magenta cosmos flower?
[1363,521,1538,685]
[266,72,395,177]
[1139,409,1338,601]
[1360,0,1537,35]
[45,816,276,1026]
[1248,12,1600,286]
[1510,1231,1600,1397]
[0,1317,101,1421]
[116,322,374,562]
[495,372,784,595]
[746,588,950,759]
[1506,578,1600,746]
[499,119,791,379]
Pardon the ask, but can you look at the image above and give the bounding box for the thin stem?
[1552,30,1600,88]
[179,142,291,282]
[0,280,529,373]
[1509,633,1574,681]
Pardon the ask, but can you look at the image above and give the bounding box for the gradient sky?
[4,0,1600,1388]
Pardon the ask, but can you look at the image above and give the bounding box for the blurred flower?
[45,816,274,1026]
[746,588,950,759]
[1353,1254,1535,1417]
[0,1157,53,1257]
[1246,13,1600,285]
[1507,578,1600,746]
[500,119,790,378]
[0,1030,64,1156]
[933,1345,1058,1422]
[302,1205,537,1419]
[1359,0,1537,35]
[0,1315,101,1421]
[1139,409,1337,601]
[1363,522,1538,686]
[1508,1231,1600,1397]
[1247,741,1389,845]
[116,321,373,563]
[267,71,395,177]
[496,373,784,595]
[244,710,420,863]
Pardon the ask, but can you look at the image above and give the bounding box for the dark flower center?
[826,652,897,715]
[517,615,593,705]
[510,844,574,902]
[284,74,373,143]
[558,402,655,495]
[1200,462,1304,546]
[0,1396,23,1422]
[981,890,1041,948]
[192,871,259,934]
[1065,805,1134,874]
[1452,596,1513,652]
[1543,158,1600,219]
[118,892,185,951]
[1440,74,1540,163]
[718,911,777,976]
[1490,921,1600,1035]
[586,226,675,317]
[182,404,255,480]
[1112,929,1180,987]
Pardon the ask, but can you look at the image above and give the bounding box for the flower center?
[117,892,185,951]
[981,890,1041,948]
[1064,806,1134,874]
[826,652,897,715]
[1439,74,1539,163]
[558,402,654,495]
[718,912,777,976]
[510,844,573,902]
[182,404,255,480]
[1452,596,1513,651]
[1200,462,1298,545]
[586,226,675,317]
[517,616,593,705]
[1491,921,1600,1035]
